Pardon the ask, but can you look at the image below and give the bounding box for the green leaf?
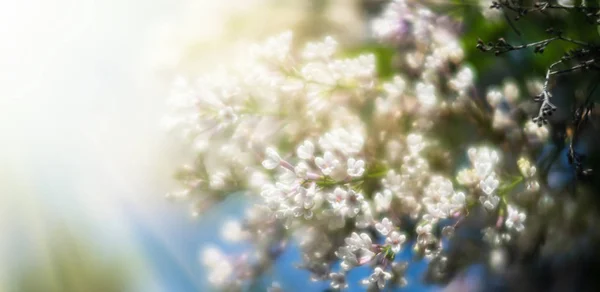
[365,161,389,178]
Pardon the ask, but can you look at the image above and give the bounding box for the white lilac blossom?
[468,147,500,178]
[486,89,504,107]
[337,233,376,270]
[449,67,474,96]
[201,247,234,287]
[329,272,348,290]
[336,246,360,271]
[517,157,537,178]
[346,158,365,177]
[362,266,393,290]
[502,81,520,103]
[387,231,407,253]
[480,174,500,195]
[480,194,501,211]
[315,152,340,176]
[456,169,479,186]
[375,217,394,235]
[406,133,425,154]
[330,189,364,219]
[297,140,315,160]
[374,189,393,212]
[209,171,228,189]
[416,82,437,108]
[221,219,248,242]
[345,232,373,251]
[302,36,337,60]
[167,4,545,289]
[422,176,466,222]
[459,146,506,213]
[505,205,527,232]
[263,148,282,170]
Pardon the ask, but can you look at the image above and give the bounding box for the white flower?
[345,232,373,251]
[362,267,392,290]
[302,36,337,60]
[347,158,365,177]
[468,147,500,178]
[297,140,315,160]
[201,246,233,287]
[374,189,393,212]
[278,168,297,185]
[329,272,348,290]
[262,147,281,169]
[406,133,425,154]
[294,161,310,179]
[221,219,247,242]
[355,202,374,228]
[480,174,500,195]
[294,184,318,210]
[457,169,478,186]
[209,172,227,189]
[486,90,504,107]
[422,176,462,220]
[319,129,365,155]
[479,194,500,211]
[386,231,407,253]
[327,188,364,218]
[328,187,348,209]
[337,233,375,270]
[452,191,466,206]
[416,82,437,107]
[503,81,520,103]
[342,190,364,218]
[505,205,526,232]
[416,223,433,235]
[251,31,293,62]
[383,75,406,99]
[335,246,359,271]
[375,217,394,235]
[449,66,474,95]
[517,157,536,178]
[315,151,340,175]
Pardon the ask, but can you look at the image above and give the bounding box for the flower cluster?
[167,1,549,290]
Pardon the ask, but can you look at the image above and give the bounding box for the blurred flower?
[362,266,393,290]
[221,219,248,242]
[386,231,407,253]
[201,247,233,287]
[505,205,526,232]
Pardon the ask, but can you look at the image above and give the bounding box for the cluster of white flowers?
[372,0,466,84]
[422,176,466,222]
[460,147,502,210]
[169,1,551,290]
[201,247,234,287]
[165,31,379,202]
